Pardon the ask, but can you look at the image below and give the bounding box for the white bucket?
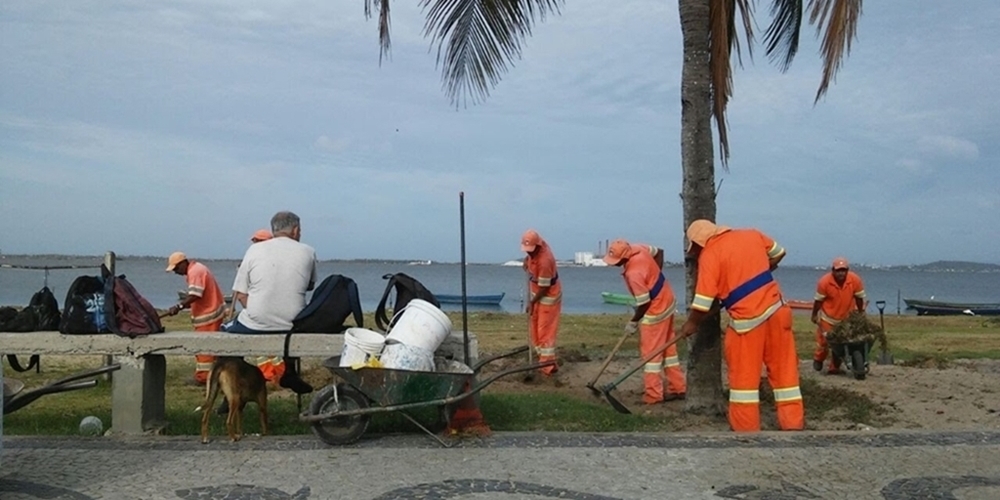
[340,328,386,367]
[380,342,435,372]
[386,299,453,352]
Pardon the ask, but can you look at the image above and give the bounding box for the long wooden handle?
[602,332,688,391]
[587,329,632,387]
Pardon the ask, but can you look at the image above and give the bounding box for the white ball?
[79,416,103,436]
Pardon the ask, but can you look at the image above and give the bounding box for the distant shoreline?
[1,254,998,272]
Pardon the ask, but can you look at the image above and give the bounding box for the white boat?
[407,260,432,266]
[501,259,523,267]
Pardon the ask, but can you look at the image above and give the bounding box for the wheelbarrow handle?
[472,345,530,373]
[300,360,559,422]
[4,380,98,415]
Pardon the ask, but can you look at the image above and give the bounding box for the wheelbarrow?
[827,337,872,380]
[299,345,555,446]
[4,363,121,415]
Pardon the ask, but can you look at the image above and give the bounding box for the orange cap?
[603,239,632,265]
[165,251,187,272]
[521,229,542,253]
[685,219,730,252]
[832,257,849,270]
[251,229,272,243]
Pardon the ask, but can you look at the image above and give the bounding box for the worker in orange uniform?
[811,257,867,374]
[235,229,286,384]
[165,252,227,385]
[603,240,686,403]
[679,220,804,432]
[521,229,561,376]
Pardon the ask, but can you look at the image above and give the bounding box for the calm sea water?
[1,256,998,315]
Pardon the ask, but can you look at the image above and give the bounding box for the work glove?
[624,321,639,335]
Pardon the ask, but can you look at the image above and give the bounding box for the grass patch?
[799,378,893,426]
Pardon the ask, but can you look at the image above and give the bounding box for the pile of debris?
[826,311,888,352]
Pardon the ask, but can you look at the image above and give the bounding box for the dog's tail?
[194,363,222,413]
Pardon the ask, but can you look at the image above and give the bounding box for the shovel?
[586,329,632,396]
[601,333,688,414]
[875,300,894,365]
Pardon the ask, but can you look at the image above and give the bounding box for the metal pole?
[103,251,116,381]
[897,289,901,315]
[459,192,470,366]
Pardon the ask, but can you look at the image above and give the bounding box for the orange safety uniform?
[525,238,561,375]
[185,261,227,384]
[619,245,685,404]
[813,271,866,367]
[691,229,804,432]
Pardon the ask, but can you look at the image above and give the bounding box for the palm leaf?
[709,0,754,166]
[763,0,803,71]
[807,0,862,102]
[365,0,393,64]
[420,0,562,105]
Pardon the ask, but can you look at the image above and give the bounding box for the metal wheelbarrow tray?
[828,338,873,380]
[299,345,554,446]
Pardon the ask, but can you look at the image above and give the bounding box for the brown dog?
[199,356,268,443]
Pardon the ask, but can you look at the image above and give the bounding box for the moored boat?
[601,292,636,307]
[904,298,1000,316]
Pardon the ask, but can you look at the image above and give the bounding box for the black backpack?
[105,271,164,338]
[59,275,109,334]
[1,286,61,373]
[291,274,363,333]
[374,272,439,332]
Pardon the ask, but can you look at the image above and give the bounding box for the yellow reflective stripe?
[855,290,867,298]
[773,386,803,402]
[536,276,554,287]
[647,245,659,255]
[729,389,760,404]
[187,285,205,296]
[195,362,213,371]
[643,362,662,373]
[641,300,676,325]
[633,292,651,306]
[730,300,783,333]
[818,310,843,326]
[691,294,714,311]
[538,292,562,305]
[767,242,785,259]
[192,305,227,327]
[813,292,825,301]
[536,347,557,356]
[663,355,680,368]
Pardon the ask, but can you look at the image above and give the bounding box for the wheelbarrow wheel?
[851,350,866,380]
[309,383,370,445]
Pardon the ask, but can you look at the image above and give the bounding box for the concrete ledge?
[0,331,345,358]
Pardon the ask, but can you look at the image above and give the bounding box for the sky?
[1,1,998,266]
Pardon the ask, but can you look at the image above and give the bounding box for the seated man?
[226,211,318,394]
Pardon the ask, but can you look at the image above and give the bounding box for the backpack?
[1,286,61,373]
[105,269,164,338]
[58,275,109,334]
[374,272,439,332]
[0,287,60,333]
[291,274,363,333]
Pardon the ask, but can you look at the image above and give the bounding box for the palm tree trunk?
[679,0,726,417]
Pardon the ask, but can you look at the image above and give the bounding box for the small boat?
[177,291,233,304]
[601,292,636,307]
[904,298,1000,316]
[786,299,814,311]
[435,293,505,306]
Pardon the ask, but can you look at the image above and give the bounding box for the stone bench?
[0,330,477,435]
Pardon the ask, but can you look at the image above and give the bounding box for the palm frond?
[365,0,392,64]
[710,0,754,166]
[763,0,802,71]
[420,0,562,106]
[807,0,862,102]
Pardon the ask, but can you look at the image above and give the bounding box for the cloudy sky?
[1,1,997,265]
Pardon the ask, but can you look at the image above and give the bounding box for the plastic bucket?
[380,342,435,372]
[386,299,453,352]
[339,328,386,367]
